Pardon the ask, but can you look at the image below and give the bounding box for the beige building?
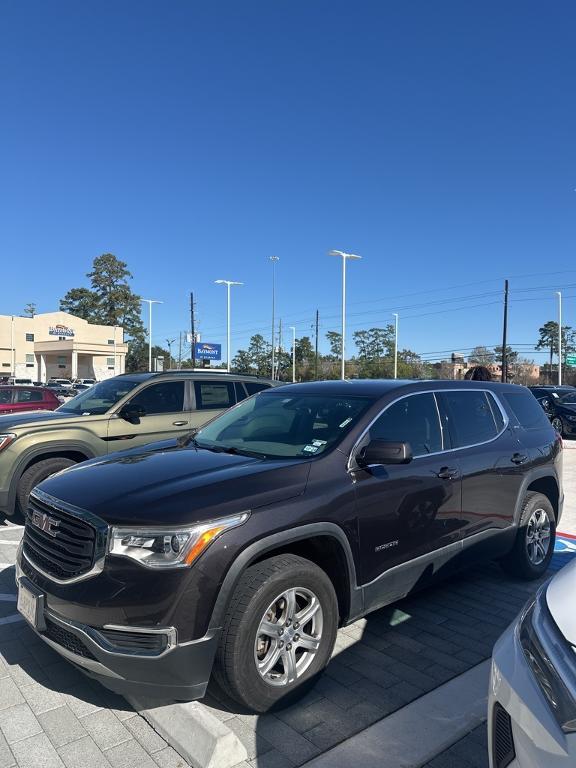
[0,311,128,382]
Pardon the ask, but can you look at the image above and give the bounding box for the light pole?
[392,313,399,379]
[165,338,176,369]
[328,250,362,380]
[557,291,562,386]
[290,326,296,382]
[215,280,243,372]
[269,256,279,379]
[142,299,162,372]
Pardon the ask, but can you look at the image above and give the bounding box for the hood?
[37,444,311,526]
[0,410,75,431]
[546,557,576,646]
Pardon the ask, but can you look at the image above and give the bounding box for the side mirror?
[356,440,413,467]
[119,404,146,424]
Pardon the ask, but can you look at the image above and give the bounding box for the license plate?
[17,580,44,629]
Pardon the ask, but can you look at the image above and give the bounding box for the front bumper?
[489,618,576,767]
[15,556,219,701]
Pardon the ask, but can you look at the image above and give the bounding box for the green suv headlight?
[0,434,16,452]
[109,512,250,569]
[519,588,576,733]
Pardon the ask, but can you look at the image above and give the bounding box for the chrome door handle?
[436,467,459,480]
[172,421,188,426]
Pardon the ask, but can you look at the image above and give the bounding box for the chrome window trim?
[348,388,510,471]
[24,489,109,585]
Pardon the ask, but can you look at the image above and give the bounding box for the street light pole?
[165,338,176,370]
[215,280,243,372]
[269,257,279,379]
[392,313,399,379]
[142,299,162,372]
[557,291,562,386]
[329,250,362,380]
[290,326,296,382]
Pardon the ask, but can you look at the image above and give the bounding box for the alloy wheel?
[525,508,552,566]
[551,417,563,434]
[254,587,323,686]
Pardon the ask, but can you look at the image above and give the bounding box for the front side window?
[196,393,373,458]
[16,389,43,403]
[194,381,235,410]
[58,378,140,415]
[367,393,443,456]
[127,381,185,415]
[442,391,500,448]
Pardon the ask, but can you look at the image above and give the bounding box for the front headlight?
[0,434,16,453]
[109,511,250,569]
[519,589,576,733]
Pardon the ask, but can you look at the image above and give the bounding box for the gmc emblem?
[31,510,61,538]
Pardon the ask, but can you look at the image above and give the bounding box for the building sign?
[567,355,576,366]
[49,324,75,337]
[195,342,221,361]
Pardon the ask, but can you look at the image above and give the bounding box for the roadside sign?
[566,355,576,366]
[195,343,221,361]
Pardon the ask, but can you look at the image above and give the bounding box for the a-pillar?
[71,350,78,380]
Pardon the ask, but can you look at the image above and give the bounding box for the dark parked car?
[16,380,563,712]
[529,385,576,437]
[0,386,60,414]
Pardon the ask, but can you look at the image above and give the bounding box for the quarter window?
[442,391,500,448]
[128,382,185,415]
[194,381,235,410]
[368,393,443,456]
[502,391,551,430]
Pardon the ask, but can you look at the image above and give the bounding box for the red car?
[0,386,61,414]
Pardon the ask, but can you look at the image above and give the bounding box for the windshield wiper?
[206,445,266,459]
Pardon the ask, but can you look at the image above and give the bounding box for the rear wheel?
[214,554,338,712]
[16,457,77,516]
[501,492,555,579]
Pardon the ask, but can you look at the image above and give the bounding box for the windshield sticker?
[312,439,327,447]
[339,417,353,428]
[302,444,320,453]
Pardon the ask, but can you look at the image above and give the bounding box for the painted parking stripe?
[0,594,16,602]
[0,540,20,545]
[0,614,23,626]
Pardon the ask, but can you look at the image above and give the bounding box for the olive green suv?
[0,371,276,518]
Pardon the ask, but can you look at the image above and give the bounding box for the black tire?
[551,416,564,437]
[501,492,556,580]
[16,457,76,515]
[214,554,338,713]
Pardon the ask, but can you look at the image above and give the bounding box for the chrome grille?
[23,490,107,581]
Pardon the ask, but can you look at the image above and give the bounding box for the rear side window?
[369,393,443,456]
[16,389,43,403]
[442,391,501,448]
[0,389,11,404]
[194,381,235,410]
[502,391,552,430]
[244,382,271,395]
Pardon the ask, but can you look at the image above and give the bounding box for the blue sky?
[1,0,575,363]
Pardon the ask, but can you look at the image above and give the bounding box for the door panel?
[106,381,190,449]
[438,390,523,538]
[353,392,463,592]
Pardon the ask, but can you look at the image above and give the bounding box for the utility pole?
[278,318,283,380]
[269,257,279,379]
[314,310,319,380]
[178,332,182,368]
[501,279,509,383]
[290,326,296,382]
[190,292,196,369]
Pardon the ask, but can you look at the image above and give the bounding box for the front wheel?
[500,492,556,580]
[214,554,338,713]
[16,457,76,516]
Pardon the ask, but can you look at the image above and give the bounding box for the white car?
[489,558,576,767]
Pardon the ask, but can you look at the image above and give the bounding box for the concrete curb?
[128,697,248,768]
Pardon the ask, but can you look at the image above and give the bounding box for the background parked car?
[0,386,61,414]
[0,371,278,517]
[529,385,576,437]
[489,557,576,767]
[47,377,74,393]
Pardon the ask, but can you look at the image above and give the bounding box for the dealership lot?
[0,445,574,768]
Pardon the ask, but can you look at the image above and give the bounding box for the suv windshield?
[195,392,373,458]
[559,392,576,405]
[57,378,139,415]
